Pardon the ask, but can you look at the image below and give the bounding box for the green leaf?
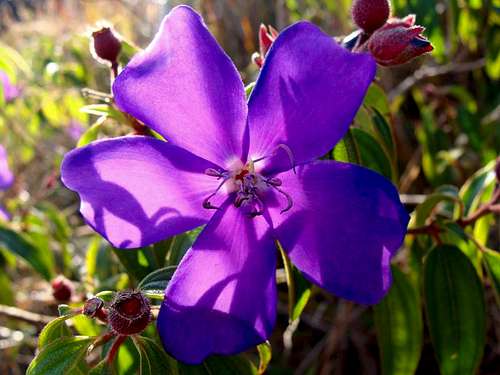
[483,249,500,307]
[111,246,157,282]
[370,107,396,159]
[458,160,496,216]
[132,336,179,375]
[291,266,312,321]
[332,129,359,163]
[77,116,106,147]
[138,266,176,293]
[257,342,272,374]
[415,190,461,227]
[27,336,94,375]
[424,245,486,375]
[38,315,74,348]
[0,225,54,280]
[245,82,256,97]
[89,360,113,375]
[351,127,393,180]
[374,267,422,375]
[0,269,14,305]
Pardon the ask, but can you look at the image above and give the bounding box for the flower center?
[203,157,293,217]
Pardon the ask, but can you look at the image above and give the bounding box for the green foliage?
[27,336,94,375]
[424,245,486,375]
[374,267,423,375]
[0,224,54,280]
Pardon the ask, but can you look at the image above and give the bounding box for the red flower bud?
[83,297,108,321]
[108,291,151,336]
[252,24,279,68]
[51,275,74,302]
[91,26,122,65]
[365,15,433,66]
[352,0,391,33]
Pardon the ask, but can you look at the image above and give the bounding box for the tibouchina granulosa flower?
[0,70,20,102]
[0,145,13,221]
[61,6,409,364]
[0,145,13,190]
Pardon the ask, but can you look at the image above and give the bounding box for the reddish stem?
[106,335,127,364]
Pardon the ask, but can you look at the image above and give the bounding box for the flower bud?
[352,0,391,33]
[252,24,279,68]
[108,291,151,335]
[366,15,433,66]
[91,26,122,65]
[51,275,74,302]
[83,297,107,321]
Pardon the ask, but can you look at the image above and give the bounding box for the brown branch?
[0,304,56,326]
[388,58,486,101]
[407,187,499,238]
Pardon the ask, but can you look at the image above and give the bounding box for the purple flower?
[0,145,14,190]
[0,145,13,222]
[0,70,20,102]
[61,6,408,364]
[67,120,85,141]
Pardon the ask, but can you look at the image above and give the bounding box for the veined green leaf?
[0,225,54,280]
[374,267,423,375]
[351,127,393,180]
[424,245,485,375]
[27,336,94,375]
[483,249,500,307]
[138,265,176,293]
[38,314,74,349]
[132,336,179,375]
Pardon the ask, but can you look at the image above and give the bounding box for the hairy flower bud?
[366,15,433,66]
[252,24,279,68]
[91,26,122,65]
[108,291,151,335]
[352,0,391,33]
[83,297,107,321]
[51,275,74,302]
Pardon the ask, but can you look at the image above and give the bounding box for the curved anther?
[270,185,294,214]
[252,144,296,174]
[202,178,228,210]
[266,177,282,187]
[275,144,296,174]
[205,168,225,179]
[249,196,265,217]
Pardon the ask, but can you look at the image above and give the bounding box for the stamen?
[270,185,294,214]
[252,143,296,174]
[205,168,225,178]
[202,177,228,210]
[275,144,296,174]
[266,177,282,187]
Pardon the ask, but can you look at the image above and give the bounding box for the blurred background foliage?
[0,0,498,374]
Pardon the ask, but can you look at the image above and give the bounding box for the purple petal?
[113,6,247,168]
[0,145,14,190]
[0,205,10,221]
[268,161,409,304]
[61,136,220,248]
[247,22,376,173]
[0,70,20,102]
[158,201,276,364]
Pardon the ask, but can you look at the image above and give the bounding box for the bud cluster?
[252,24,279,68]
[83,291,152,336]
[348,0,433,66]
